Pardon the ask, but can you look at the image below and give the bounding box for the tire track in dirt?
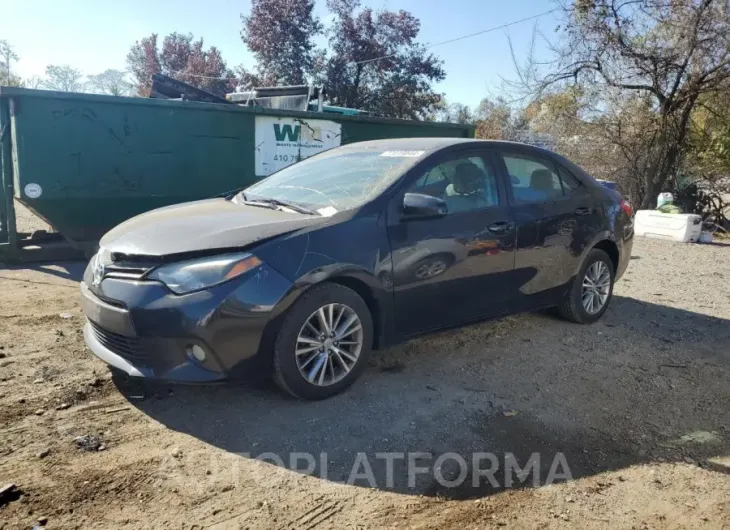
[282,497,345,530]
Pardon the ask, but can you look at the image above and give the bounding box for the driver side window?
[408,154,499,213]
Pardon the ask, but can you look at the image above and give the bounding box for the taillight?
[620,199,633,218]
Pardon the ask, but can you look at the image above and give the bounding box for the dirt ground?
[1,235,729,530]
[13,201,53,235]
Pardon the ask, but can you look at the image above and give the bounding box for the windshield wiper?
[244,197,320,216]
[214,187,248,200]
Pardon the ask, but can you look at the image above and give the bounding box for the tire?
[557,249,615,324]
[273,282,373,400]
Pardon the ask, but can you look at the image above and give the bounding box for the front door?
[386,148,516,336]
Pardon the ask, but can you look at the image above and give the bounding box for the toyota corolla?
[81,138,633,400]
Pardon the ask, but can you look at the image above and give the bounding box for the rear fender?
[575,230,616,276]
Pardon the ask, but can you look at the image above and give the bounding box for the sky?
[0,0,560,108]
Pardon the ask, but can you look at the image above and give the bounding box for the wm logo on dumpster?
[274,123,323,143]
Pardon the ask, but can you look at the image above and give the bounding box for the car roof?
[342,137,601,189]
[345,137,557,157]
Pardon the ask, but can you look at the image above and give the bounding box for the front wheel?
[557,249,615,324]
[273,282,373,400]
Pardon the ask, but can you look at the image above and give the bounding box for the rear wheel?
[558,249,615,324]
[273,282,373,400]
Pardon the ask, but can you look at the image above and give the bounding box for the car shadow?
[130,295,729,499]
[0,260,86,283]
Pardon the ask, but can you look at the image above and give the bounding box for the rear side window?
[501,153,563,203]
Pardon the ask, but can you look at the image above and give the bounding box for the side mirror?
[403,193,447,219]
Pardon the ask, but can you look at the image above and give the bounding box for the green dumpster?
[0,87,473,253]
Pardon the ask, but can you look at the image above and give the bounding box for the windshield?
[241,146,426,214]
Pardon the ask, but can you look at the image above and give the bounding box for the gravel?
[0,235,728,529]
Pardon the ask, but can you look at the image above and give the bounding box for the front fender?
[259,263,393,354]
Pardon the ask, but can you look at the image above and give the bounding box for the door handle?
[575,207,592,216]
[488,221,514,234]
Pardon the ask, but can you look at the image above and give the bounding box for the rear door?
[495,149,598,309]
[386,147,516,336]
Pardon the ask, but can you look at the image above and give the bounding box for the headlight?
[147,253,262,294]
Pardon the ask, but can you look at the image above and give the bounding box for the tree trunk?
[639,97,697,210]
[640,135,667,209]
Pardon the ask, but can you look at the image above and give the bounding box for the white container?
[634,210,703,243]
[699,231,713,243]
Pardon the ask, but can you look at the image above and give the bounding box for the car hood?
[99,198,326,256]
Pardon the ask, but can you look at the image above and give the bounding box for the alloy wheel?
[295,303,364,386]
[581,261,611,314]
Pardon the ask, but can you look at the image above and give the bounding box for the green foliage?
[515,0,730,208]
[685,92,730,180]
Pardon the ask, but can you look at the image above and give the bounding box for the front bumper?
[81,263,293,382]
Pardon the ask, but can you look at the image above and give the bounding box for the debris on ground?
[73,435,104,452]
[0,484,21,507]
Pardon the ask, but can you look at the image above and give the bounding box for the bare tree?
[42,64,85,92]
[87,69,133,96]
[436,100,474,124]
[23,76,43,89]
[512,0,730,208]
[0,39,21,86]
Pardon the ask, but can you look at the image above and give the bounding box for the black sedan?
[81,138,634,400]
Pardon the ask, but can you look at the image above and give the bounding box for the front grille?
[104,253,161,282]
[90,321,149,364]
[104,264,152,281]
